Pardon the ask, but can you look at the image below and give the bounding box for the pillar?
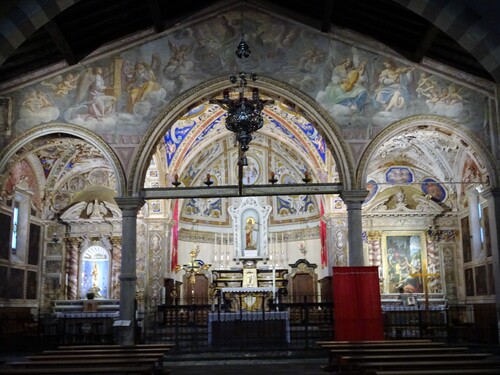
[115,196,145,346]
[110,236,122,299]
[64,237,81,300]
[340,190,368,266]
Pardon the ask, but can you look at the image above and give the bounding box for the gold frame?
[382,231,427,294]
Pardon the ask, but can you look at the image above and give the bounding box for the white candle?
[272,266,276,302]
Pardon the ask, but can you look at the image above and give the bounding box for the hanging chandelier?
[211,34,273,166]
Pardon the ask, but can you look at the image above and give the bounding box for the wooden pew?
[39,348,169,355]
[322,346,470,372]
[338,352,494,373]
[317,339,433,346]
[17,344,171,375]
[56,343,174,350]
[7,358,159,368]
[356,359,500,374]
[26,353,165,361]
[373,370,500,375]
[0,366,154,374]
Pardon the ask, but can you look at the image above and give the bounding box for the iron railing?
[1,301,498,353]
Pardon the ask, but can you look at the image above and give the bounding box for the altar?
[219,286,277,312]
[208,310,290,346]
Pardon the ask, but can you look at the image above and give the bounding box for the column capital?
[115,196,145,213]
[64,236,82,246]
[340,189,368,206]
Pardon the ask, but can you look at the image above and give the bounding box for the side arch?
[357,115,499,189]
[128,75,356,196]
[0,123,127,196]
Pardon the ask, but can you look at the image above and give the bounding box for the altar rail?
[1,302,498,353]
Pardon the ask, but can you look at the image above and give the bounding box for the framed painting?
[382,231,426,293]
[487,263,495,295]
[461,216,471,263]
[464,268,474,297]
[474,265,487,295]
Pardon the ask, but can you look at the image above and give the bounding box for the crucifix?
[410,258,440,310]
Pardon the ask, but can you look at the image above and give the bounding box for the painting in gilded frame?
[382,231,426,294]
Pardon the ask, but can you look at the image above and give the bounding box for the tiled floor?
[165,358,328,374]
[163,351,328,374]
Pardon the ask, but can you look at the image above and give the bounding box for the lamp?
[210,31,273,166]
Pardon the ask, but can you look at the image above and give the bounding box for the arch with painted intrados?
[124,76,361,306]
[358,115,499,304]
[0,123,126,309]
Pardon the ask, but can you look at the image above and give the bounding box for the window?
[11,201,19,255]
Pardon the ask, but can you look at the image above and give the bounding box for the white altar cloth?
[208,311,290,344]
[220,287,277,293]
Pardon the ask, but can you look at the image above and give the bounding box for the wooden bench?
[7,358,159,368]
[26,353,166,361]
[322,346,471,372]
[0,365,154,374]
[317,339,433,346]
[17,345,171,375]
[39,348,169,355]
[338,352,494,373]
[372,369,500,375]
[56,343,174,350]
[357,359,500,374]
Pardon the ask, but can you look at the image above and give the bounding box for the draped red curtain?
[332,266,384,340]
[320,201,327,267]
[171,200,179,271]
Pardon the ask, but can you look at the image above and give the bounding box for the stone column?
[64,237,81,300]
[115,196,145,346]
[340,190,368,266]
[110,236,122,300]
[482,188,500,342]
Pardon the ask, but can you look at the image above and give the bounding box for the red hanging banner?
[171,200,179,271]
[332,266,384,340]
[320,200,327,267]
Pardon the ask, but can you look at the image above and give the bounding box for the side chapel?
[0,0,500,347]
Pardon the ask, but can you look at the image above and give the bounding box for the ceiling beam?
[140,183,343,200]
[44,19,78,66]
[147,0,164,33]
[412,23,440,63]
[321,0,335,32]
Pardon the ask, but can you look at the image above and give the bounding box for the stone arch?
[357,115,499,189]
[128,75,355,196]
[0,123,127,196]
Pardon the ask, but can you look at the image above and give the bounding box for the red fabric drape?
[320,200,327,267]
[171,200,179,271]
[332,266,384,340]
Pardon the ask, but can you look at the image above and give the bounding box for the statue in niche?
[245,217,258,250]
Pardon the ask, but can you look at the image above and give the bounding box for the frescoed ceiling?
[145,97,333,228]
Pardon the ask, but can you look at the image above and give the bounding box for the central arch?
[128,76,355,196]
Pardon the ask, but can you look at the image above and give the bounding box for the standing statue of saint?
[245,217,258,250]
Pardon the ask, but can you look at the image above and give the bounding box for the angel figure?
[42,73,79,96]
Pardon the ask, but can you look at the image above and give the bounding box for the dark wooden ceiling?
[0,0,496,85]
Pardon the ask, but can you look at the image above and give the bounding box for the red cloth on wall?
[171,200,179,271]
[320,200,327,267]
[332,266,384,340]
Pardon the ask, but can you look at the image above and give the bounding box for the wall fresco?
[4,9,491,152]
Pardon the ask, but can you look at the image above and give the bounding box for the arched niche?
[80,245,111,299]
